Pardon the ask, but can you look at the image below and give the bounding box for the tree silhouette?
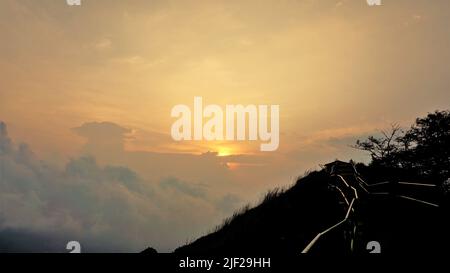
[354,110,450,183]
[403,110,450,179]
[353,123,403,166]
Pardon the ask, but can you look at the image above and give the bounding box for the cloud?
[0,121,239,252]
[71,122,237,189]
[93,38,112,50]
[160,177,207,199]
[215,194,242,214]
[0,228,67,253]
[0,122,12,153]
[72,122,131,155]
[73,122,131,141]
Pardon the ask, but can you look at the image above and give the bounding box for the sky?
[0,0,449,252]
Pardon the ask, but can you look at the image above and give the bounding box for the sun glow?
[217,147,232,157]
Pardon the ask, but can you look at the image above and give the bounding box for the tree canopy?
[354,110,450,182]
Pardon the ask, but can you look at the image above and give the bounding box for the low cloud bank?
[0,122,241,252]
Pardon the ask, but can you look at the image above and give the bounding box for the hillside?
[174,161,450,254]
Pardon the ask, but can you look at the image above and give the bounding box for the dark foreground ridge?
[172,160,450,255]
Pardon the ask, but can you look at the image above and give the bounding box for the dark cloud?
[0,122,12,154]
[0,228,66,253]
[0,121,239,252]
[160,177,207,199]
[73,122,131,139]
[72,122,131,156]
[215,194,242,214]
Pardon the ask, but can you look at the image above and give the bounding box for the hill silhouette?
[170,110,450,255]
[175,170,344,254]
[173,162,449,254]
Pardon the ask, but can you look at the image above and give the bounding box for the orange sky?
[1,0,449,221]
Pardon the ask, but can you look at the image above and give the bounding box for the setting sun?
[217,147,232,157]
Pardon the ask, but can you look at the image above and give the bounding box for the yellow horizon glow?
[217,147,233,157]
